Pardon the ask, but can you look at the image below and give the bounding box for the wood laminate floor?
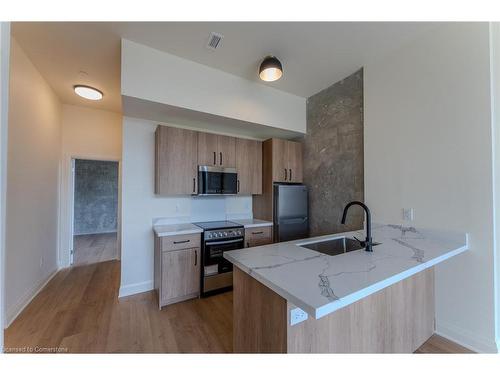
[4,260,471,354]
[73,233,117,266]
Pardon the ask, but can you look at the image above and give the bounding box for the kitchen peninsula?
[224,224,468,353]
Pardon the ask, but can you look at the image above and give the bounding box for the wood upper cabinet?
[287,141,303,183]
[197,132,218,166]
[270,138,303,183]
[217,135,236,167]
[155,126,198,195]
[236,138,262,195]
[198,133,236,168]
[271,138,288,183]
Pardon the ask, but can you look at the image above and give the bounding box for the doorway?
[71,159,119,266]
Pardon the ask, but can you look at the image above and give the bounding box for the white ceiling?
[12,22,441,113]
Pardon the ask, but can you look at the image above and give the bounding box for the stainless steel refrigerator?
[273,183,309,242]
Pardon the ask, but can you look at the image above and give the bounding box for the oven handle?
[206,238,244,246]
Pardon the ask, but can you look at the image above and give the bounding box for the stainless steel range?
[194,220,244,297]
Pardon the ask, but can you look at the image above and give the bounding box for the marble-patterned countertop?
[232,219,273,228]
[224,223,468,320]
[153,223,203,237]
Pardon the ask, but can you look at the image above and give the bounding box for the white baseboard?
[118,280,153,298]
[436,320,498,353]
[4,268,58,328]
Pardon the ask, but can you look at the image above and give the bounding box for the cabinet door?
[161,247,200,304]
[155,126,198,195]
[245,227,273,248]
[271,138,289,182]
[236,138,262,195]
[217,135,236,167]
[198,132,218,166]
[287,141,303,183]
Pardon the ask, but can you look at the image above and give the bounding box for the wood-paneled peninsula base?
[233,266,435,353]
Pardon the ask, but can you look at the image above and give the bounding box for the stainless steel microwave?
[198,166,238,195]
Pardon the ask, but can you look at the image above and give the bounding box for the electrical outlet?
[402,208,414,221]
[290,307,308,326]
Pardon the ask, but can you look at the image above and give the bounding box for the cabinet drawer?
[161,233,201,252]
[245,226,272,247]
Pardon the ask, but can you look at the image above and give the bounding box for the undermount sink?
[299,237,380,256]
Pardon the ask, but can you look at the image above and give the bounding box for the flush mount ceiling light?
[259,56,283,82]
[74,85,103,101]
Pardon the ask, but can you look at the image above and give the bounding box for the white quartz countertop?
[153,223,203,237]
[224,223,468,320]
[232,219,273,228]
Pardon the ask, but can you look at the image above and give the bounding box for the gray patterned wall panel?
[74,159,118,235]
[303,69,364,236]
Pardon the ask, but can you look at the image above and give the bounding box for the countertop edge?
[153,226,203,237]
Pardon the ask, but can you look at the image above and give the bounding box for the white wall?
[0,21,11,352]
[364,22,497,352]
[58,104,122,267]
[5,39,62,327]
[121,39,306,134]
[120,117,252,297]
[490,22,500,352]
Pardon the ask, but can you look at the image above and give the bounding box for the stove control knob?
[213,233,218,238]
[206,233,212,239]
[223,232,228,237]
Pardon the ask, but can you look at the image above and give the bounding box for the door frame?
[59,154,121,268]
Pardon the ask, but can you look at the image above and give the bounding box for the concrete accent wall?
[303,69,364,236]
[74,159,118,235]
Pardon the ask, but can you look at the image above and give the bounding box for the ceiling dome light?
[259,56,283,82]
[74,85,103,101]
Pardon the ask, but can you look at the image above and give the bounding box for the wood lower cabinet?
[155,126,198,195]
[154,234,201,309]
[236,138,262,195]
[245,226,273,248]
[198,132,236,168]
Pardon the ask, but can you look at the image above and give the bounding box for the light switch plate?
[402,208,414,221]
[290,307,308,326]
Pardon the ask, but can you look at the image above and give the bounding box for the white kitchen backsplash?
[153,195,253,225]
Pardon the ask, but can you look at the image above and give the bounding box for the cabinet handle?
[289,169,292,181]
[219,152,222,165]
[237,180,240,193]
[213,151,216,165]
[284,168,287,181]
[195,250,197,266]
[173,239,190,244]
[252,231,264,235]
[193,178,196,193]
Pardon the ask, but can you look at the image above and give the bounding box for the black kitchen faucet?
[341,201,373,252]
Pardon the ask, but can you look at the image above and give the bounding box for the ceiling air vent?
[206,32,223,51]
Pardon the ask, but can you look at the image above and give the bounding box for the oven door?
[204,237,244,274]
[198,166,237,195]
